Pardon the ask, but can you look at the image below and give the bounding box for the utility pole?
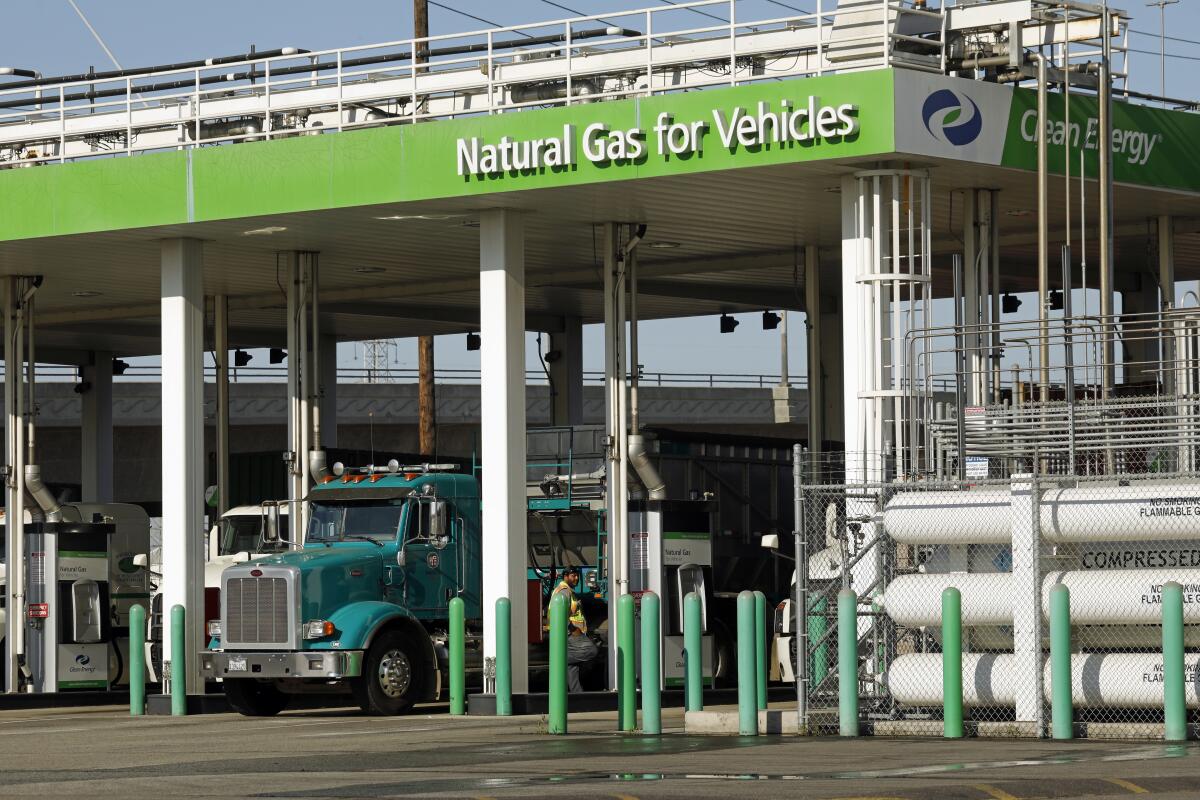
[414,0,436,458]
[1146,0,1178,104]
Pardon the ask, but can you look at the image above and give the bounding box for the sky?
[3,0,1198,379]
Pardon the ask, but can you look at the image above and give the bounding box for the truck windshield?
[218,515,284,556]
[308,500,405,543]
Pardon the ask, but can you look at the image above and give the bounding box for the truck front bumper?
[200,649,364,680]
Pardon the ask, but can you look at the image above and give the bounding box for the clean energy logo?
[922,89,983,146]
[75,654,91,666]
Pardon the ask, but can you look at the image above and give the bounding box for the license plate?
[227,657,247,672]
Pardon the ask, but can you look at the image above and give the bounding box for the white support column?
[603,222,626,690]
[161,238,205,695]
[214,298,229,516]
[841,174,872,483]
[80,350,114,503]
[1009,473,1043,728]
[319,333,339,449]
[479,209,528,694]
[549,316,584,428]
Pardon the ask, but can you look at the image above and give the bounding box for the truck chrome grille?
[224,576,291,645]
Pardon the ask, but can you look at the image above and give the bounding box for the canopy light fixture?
[269,347,287,364]
[762,310,781,330]
[233,349,253,367]
[353,266,386,274]
[719,314,739,334]
[647,241,680,250]
[466,332,481,351]
[242,225,287,236]
[72,290,102,298]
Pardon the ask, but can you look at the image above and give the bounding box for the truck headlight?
[207,619,222,638]
[304,620,335,639]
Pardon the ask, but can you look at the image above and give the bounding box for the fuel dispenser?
[628,499,716,687]
[19,503,150,692]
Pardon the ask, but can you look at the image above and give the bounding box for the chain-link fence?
[795,469,1200,738]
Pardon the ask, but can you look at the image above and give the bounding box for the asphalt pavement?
[1,702,1199,799]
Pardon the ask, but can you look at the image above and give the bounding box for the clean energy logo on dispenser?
[75,654,91,667]
[921,89,983,146]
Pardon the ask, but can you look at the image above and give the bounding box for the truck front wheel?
[352,630,426,715]
[224,679,291,716]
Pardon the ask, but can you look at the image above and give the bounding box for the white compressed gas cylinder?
[885,570,1200,627]
[882,569,1200,628]
[880,572,1014,627]
[887,652,1200,708]
[884,483,1200,545]
[885,653,1015,707]
[966,624,1200,650]
[883,490,1011,544]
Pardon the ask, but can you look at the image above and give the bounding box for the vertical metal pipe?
[1035,54,1050,403]
[214,295,229,515]
[793,443,807,728]
[952,254,966,479]
[3,277,19,692]
[1099,12,1114,400]
[25,294,34,465]
[309,255,321,452]
[754,590,767,711]
[1063,245,1076,473]
[11,279,24,683]
[805,245,822,456]
[629,242,639,436]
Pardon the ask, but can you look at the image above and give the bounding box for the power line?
[1127,46,1200,61]
[534,0,627,30]
[65,0,124,70]
[656,0,729,24]
[426,0,521,33]
[1129,28,1200,48]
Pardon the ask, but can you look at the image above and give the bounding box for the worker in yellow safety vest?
[551,567,598,692]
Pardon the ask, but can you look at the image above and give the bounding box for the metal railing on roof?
[0,0,946,165]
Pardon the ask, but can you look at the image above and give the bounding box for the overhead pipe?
[23,465,60,522]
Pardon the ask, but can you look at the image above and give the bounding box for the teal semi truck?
[200,462,480,715]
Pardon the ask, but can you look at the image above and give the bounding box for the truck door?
[402,498,460,614]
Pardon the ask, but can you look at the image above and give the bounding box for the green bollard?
[641,591,661,735]
[737,590,757,735]
[449,597,465,715]
[618,594,636,732]
[1050,584,1073,740]
[170,604,186,716]
[495,597,512,716]
[1163,581,1186,742]
[129,604,146,717]
[837,589,858,737]
[942,587,963,739]
[548,593,568,734]
[683,591,703,712]
[753,590,767,711]
[810,595,829,688]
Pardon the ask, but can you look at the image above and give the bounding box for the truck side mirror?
[429,500,447,541]
[760,533,780,550]
[263,505,280,544]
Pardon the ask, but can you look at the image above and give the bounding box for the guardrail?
[0,0,945,165]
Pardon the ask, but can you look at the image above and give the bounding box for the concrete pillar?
[319,333,339,449]
[820,292,845,446]
[479,209,528,694]
[80,350,114,503]
[548,316,584,427]
[160,238,205,694]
